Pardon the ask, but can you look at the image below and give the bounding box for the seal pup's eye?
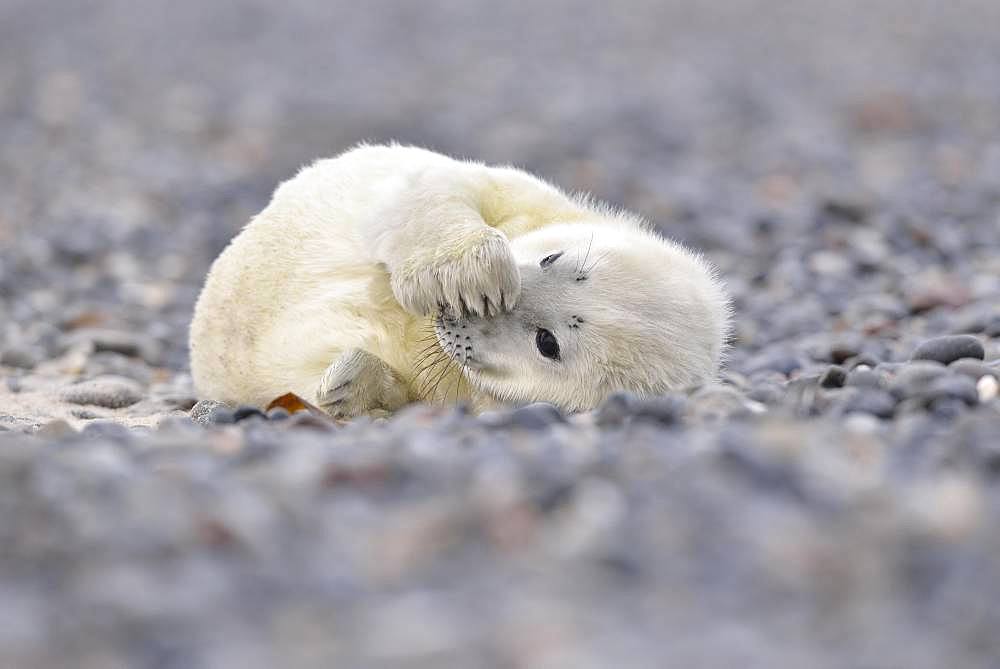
[535,328,560,360]
[540,252,563,268]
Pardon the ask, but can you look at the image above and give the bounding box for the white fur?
[189,144,731,414]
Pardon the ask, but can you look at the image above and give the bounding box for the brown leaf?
[266,392,329,417]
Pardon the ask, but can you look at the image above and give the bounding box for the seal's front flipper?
[316,349,408,418]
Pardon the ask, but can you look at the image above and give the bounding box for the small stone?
[930,397,968,420]
[35,419,77,438]
[0,345,42,370]
[948,358,996,381]
[508,403,565,429]
[687,387,762,422]
[977,376,998,403]
[190,399,235,425]
[233,406,267,422]
[746,382,784,405]
[267,407,291,421]
[827,342,860,365]
[157,415,201,433]
[59,375,143,409]
[743,350,803,377]
[62,328,163,365]
[923,374,980,406]
[83,351,153,385]
[818,365,847,389]
[632,395,687,425]
[81,420,133,441]
[846,368,885,389]
[912,335,985,365]
[837,388,897,419]
[593,392,636,427]
[845,354,880,370]
[889,361,948,399]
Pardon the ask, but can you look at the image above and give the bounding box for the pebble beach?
[2,1,1000,666]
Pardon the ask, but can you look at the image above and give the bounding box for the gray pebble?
[742,350,803,377]
[189,399,235,426]
[266,407,291,421]
[62,328,163,365]
[83,351,153,385]
[912,334,985,364]
[746,382,784,405]
[156,415,201,434]
[889,361,948,400]
[509,402,565,429]
[922,374,980,406]
[632,395,687,425]
[690,389,762,422]
[60,376,143,409]
[0,345,43,370]
[233,406,267,422]
[35,419,77,439]
[846,368,886,389]
[836,388,897,419]
[80,420,134,441]
[594,392,638,427]
[930,397,969,420]
[948,358,997,381]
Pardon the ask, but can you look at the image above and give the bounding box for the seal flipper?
[316,348,409,418]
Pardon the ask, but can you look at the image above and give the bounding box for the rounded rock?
[836,388,897,419]
[593,391,637,427]
[912,335,985,365]
[80,420,134,441]
[59,375,143,409]
[189,399,236,425]
[632,395,687,425]
[889,361,948,400]
[0,345,43,370]
[846,368,886,389]
[948,358,997,381]
[508,402,565,429]
[923,374,980,406]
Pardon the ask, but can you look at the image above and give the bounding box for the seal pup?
[189,144,731,416]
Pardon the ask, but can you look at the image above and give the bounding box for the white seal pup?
[189,144,731,416]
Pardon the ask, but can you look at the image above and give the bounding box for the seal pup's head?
[434,220,731,412]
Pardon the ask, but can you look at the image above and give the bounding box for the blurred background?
[3,0,1000,371]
